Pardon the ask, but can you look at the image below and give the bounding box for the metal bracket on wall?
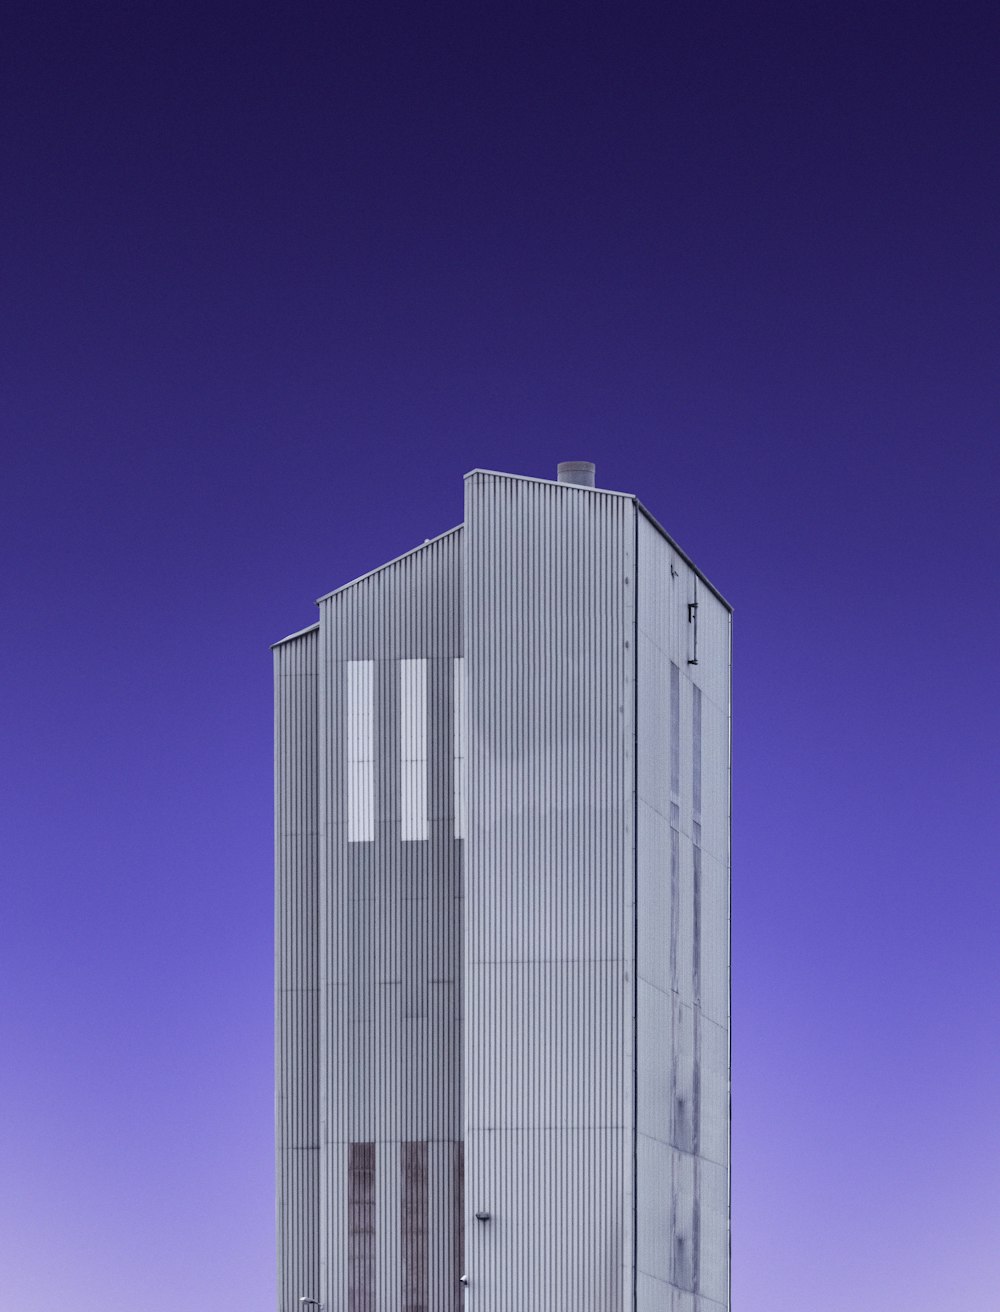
[687,600,699,665]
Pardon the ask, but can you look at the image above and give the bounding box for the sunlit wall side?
[463,470,636,1312]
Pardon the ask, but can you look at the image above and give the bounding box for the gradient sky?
[3,5,998,1309]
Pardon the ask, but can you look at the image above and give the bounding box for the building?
[273,462,731,1312]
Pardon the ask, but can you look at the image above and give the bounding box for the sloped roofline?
[314,524,463,604]
[634,501,731,612]
[278,472,729,643]
[465,467,633,498]
[465,469,731,612]
[270,621,320,649]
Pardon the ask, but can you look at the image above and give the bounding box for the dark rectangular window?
[348,1142,375,1312]
[401,1141,429,1312]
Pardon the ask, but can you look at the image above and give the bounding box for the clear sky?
[2,5,998,1309]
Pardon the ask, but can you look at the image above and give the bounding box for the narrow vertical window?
[348,1142,375,1311]
[452,1141,464,1311]
[670,812,680,996]
[692,684,703,1005]
[692,683,702,819]
[692,836,702,1006]
[670,658,682,1000]
[400,658,428,841]
[347,660,374,843]
[692,687,704,1127]
[692,1173,702,1294]
[453,657,465,840]
[670,661,680,799]
[401,1141,429,1311]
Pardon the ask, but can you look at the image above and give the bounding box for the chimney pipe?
[557,461,596,487]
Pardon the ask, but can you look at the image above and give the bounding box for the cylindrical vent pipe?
[557,461,596,487]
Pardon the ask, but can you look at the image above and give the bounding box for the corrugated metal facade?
[463,472,635,1311]
[275,625,321,1312]
[317,526,465,1312]
[274,469,730,1312]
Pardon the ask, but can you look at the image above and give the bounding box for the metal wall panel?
[635,514,730,1312]
[463,471,635,1312]
[318,526,465,1312]
[274,626,321,1312]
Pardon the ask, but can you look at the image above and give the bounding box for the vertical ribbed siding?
[275,627,320,1312]
[635,512,730,1312]
[318,527,465,1312]
[464,472,635,1312]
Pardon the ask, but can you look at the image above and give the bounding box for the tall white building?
[274,463,731,1312]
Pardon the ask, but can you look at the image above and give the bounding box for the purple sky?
[3,6,998,1309]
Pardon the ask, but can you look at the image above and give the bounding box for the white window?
[346,661,374,842]
[400,659,428,841]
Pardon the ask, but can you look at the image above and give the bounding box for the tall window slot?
[453,657,466,840]
[400,658,428,841]
[347,660,375,843]
[692,684,703,1007]
[670,661,681,798]
[670,662,681,995]
[347,1142,375,1310]
[401,1140,429,1311]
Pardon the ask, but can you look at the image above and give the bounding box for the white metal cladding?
[317,526,465,1312]
[635,513,731,1311]
[274,626,320,1312]
[463,471,635,1312]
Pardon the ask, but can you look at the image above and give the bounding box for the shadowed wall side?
[635,514,731,1311]
[274,626,321,1312]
